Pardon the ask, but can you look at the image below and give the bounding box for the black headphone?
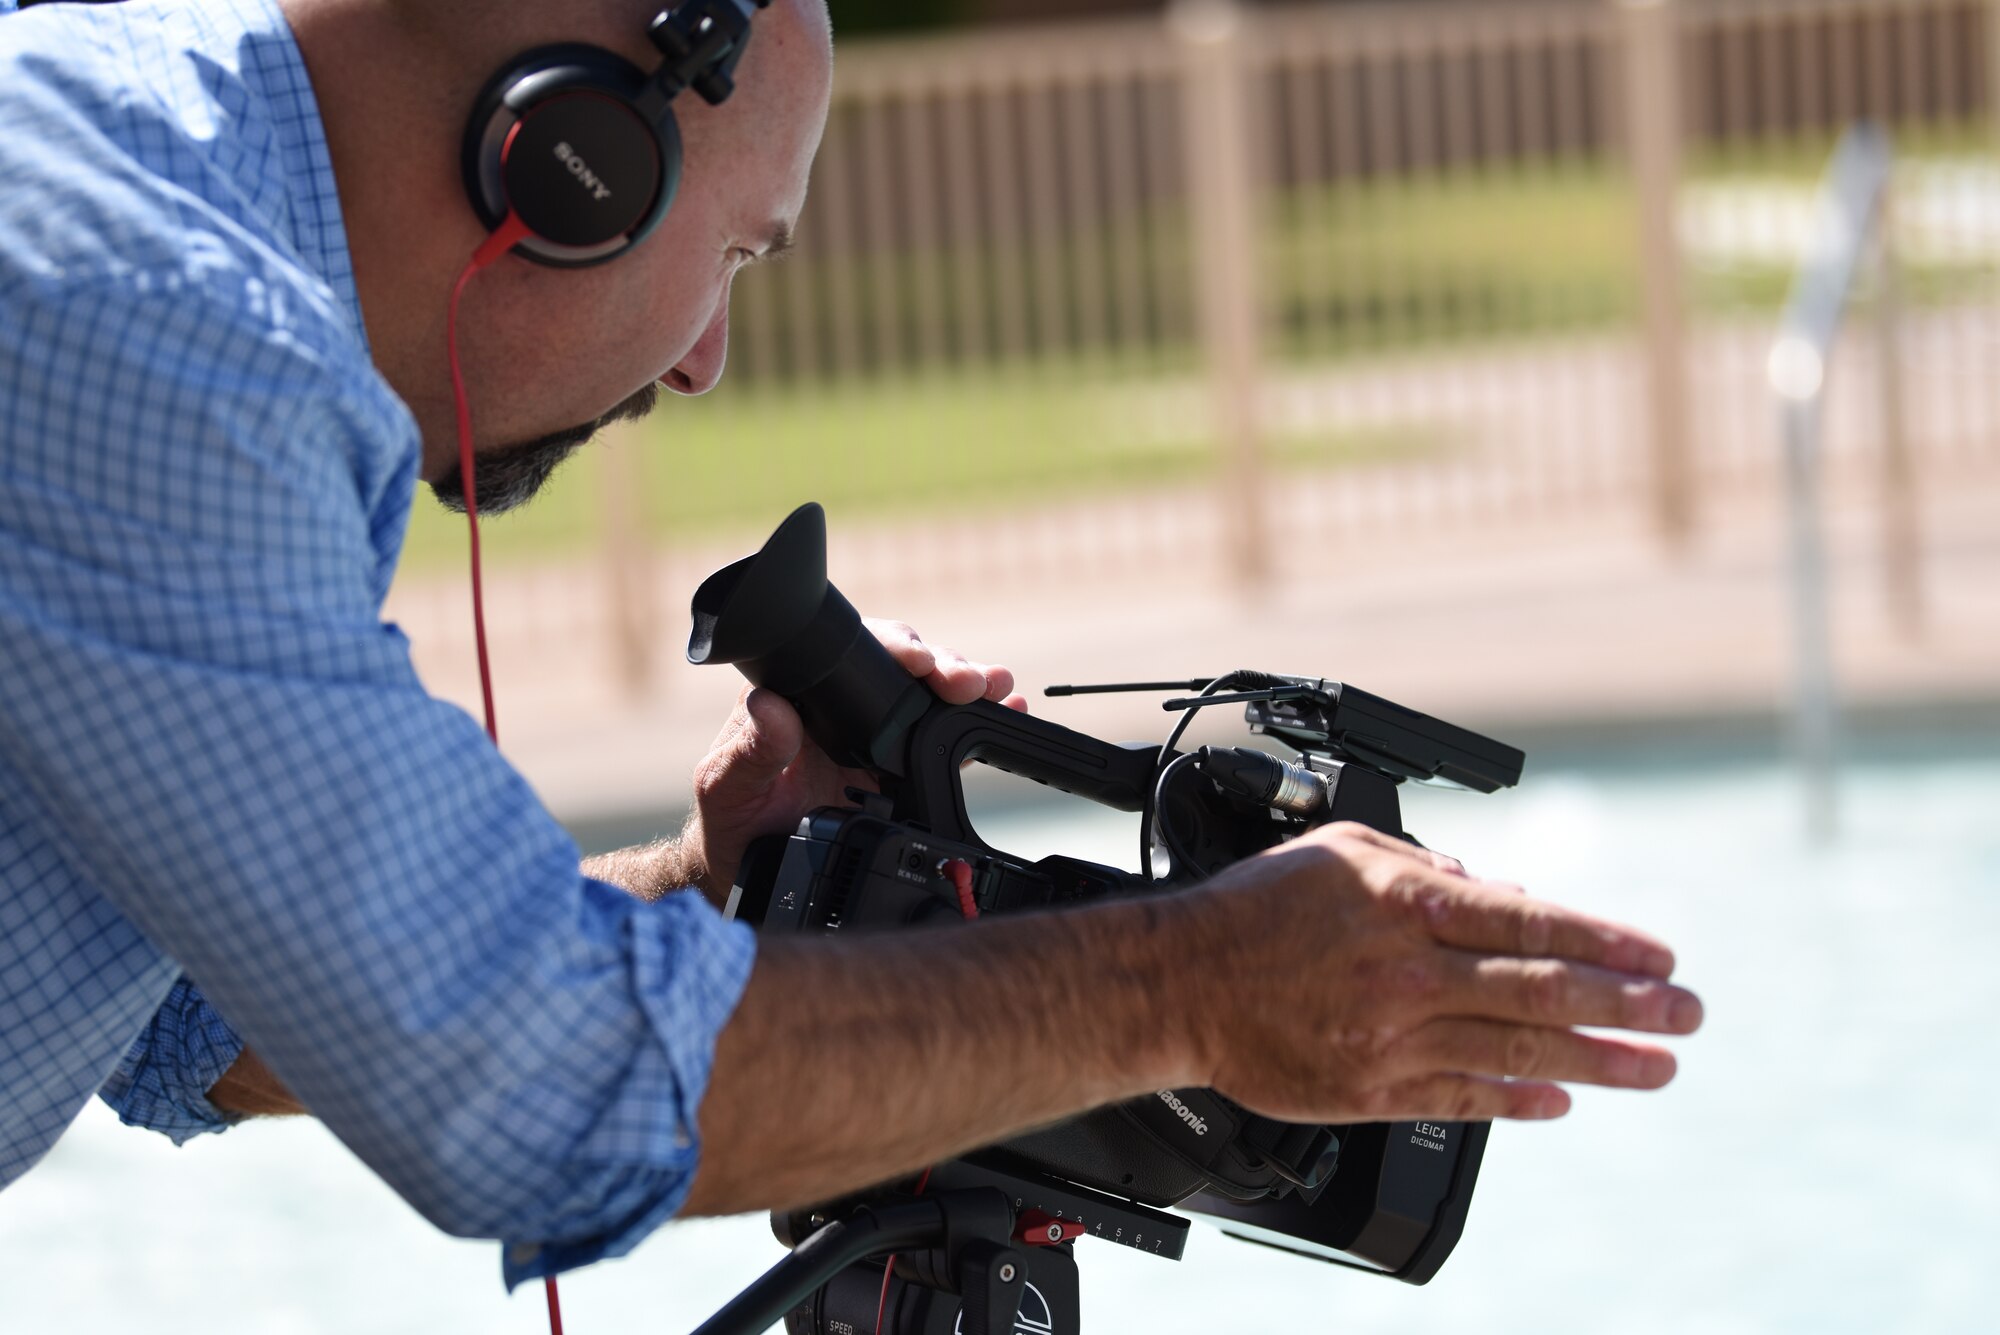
[461,0,771,268]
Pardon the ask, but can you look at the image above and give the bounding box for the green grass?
[1270,128,2000,354]
[401,127,2000,571]
[1268,162,1643,355]
[400,368,1452,569]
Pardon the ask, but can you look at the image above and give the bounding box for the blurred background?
[5,0,1998,1330]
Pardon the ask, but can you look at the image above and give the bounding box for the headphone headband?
[646,0,767,108]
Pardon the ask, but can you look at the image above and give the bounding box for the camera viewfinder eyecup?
[688,502,931,776]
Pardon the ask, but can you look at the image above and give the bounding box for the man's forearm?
[584,830,722,907]
[681,894,1202,1217]
[211,889,1188,1209]
[681,823,1705,1218]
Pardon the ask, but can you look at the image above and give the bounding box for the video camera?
[685,505,1526,1335]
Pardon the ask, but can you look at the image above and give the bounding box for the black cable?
[1161,671,1258,758]
[1048,669,1292,880]
[1143,671,1251,879]
[1145,750,1208,883]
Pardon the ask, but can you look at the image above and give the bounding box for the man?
[0,0,1702,1291]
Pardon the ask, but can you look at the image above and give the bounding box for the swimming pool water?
[4,747,1995,1334]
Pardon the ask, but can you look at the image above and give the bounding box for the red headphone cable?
[445,213,567,1335]
[447,212,529,745]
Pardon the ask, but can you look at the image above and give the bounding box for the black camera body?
[687,505,1526,1335]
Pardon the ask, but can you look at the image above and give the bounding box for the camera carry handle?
[690,1189,1035,1335]
[893,698,1161,848]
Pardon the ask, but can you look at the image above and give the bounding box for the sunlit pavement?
[387,463,2000,834]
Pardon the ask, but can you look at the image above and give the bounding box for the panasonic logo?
[1156,1090,1208,1136]
[552,142,613,203]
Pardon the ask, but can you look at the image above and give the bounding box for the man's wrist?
[207,1047,306,1118]
[1103,892,1220,1094]
[670,813,719,899]
[1023,890,1219,1099]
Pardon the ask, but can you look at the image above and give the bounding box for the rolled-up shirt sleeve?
[0,263,755,1281]
[98,975,246,1143]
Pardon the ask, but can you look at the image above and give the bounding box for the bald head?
[673,0,832,171]
[287,0,834,506]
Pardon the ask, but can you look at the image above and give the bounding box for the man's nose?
[662,302,730,397]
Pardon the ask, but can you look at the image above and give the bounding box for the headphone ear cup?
[463,44,683,268]
[502,93,673,247]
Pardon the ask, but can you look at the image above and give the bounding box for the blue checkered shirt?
[0,0,756,1285]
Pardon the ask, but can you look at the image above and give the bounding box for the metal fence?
[397,0,2000,688]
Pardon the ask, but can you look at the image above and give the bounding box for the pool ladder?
[1766,123,1900,842]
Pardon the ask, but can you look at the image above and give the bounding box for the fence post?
[1173,0,1269,584]
[1990,0,2000,150]
[601,425,656,696]
[1621,0,1695,547]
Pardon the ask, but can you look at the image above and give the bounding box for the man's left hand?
[677,619,1027,904]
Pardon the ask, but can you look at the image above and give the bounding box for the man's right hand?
[1182,821,1698,1126]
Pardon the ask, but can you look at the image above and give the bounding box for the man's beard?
[430,381,662,515]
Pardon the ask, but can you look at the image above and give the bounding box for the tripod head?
[696,1159,1187,1335]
